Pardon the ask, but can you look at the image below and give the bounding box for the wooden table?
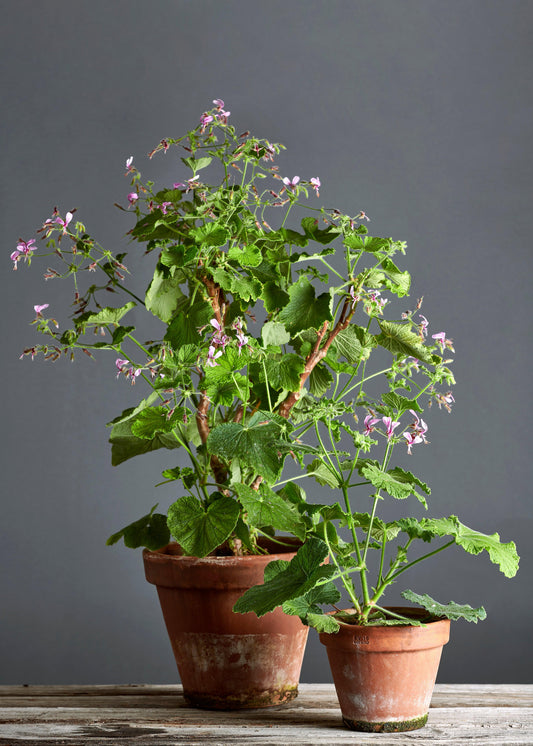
[0,684,532,745]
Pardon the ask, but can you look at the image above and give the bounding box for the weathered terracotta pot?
[143,539,308,710]
[319,607,450,732]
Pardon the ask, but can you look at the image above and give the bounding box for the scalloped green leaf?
[402,590,487,623]
[106,505,170,550]
[233,537,333,616]
[375,320,435,364]
[167,495,240,557]
[278,276,333,334]
[233,483,306,540]
[81,302,136,327]
[207,411,286,482]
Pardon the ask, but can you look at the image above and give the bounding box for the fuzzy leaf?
[375,320,435,364]
[106,505,170,550]
[262,321,290,347]
[167,495,240,557]
[331,325,375,363]
[109,418,181,466]
[164,299,212,348]
[130,407,185,439]
[191,222,230,247]
[381,392,423,415]
[145,267,185,323]
[233,483,306,540]
[278,276,333,334]
[361,464,428,507]
[234,537,333,616]
[80,302,136,327]
[402,590,487,623]
[264,354,305,391]
[207,411,287,482]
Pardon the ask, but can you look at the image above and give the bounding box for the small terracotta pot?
[143,539,308,710]
[319,607,450,732]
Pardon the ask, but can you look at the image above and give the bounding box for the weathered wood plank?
[0,708,532,745]
[0,685,531,745]
[1,683,532,707]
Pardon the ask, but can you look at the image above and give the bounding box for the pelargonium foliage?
[15,100,518,626]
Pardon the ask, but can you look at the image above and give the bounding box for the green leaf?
[309,363,333,397]
[262,320,290,347]
[164,299,212,349]
[361,463,428,506]
[228,243,262,267]
[331,325,375,363]
[233,483,306,540]
[130,407,184,439]
[182,156,212,172]
[106,505,170,550]
[111,325,135,345]
[278,276,333,334]
[80,302,136,327]
[264,354,305,391]
[167,495,240,557]
[381,392,423,415]
[191,222,230,247]
[283,580,341,632]
[261,281,290,313]
[401,590,487,623]
[145,266,185,323]
[375,320,435,364]
[301,216,340,244]
[415,516,519,578]
[109,417,181,466]
[233,537,334,616]
[207,411,287,482]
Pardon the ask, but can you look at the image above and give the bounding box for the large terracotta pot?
[319,607,450,732]
[143,539,309,710]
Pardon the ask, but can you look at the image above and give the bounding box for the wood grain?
[0,684,531,745]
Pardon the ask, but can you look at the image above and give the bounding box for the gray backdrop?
[2,0,531,685]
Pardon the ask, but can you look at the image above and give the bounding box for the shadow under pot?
[319,607,450,732]
[143,539,309,710]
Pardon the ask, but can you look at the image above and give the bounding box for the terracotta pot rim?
[143,537,303,565]
[331,606,449,628]
[319,607,450,652]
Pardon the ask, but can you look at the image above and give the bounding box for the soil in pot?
[143,538,308,710]
[319,607,450,732]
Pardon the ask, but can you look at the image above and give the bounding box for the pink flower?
[159,201,172,215]
[206,345,223,367]
[404,431,423,455]
[406,410,428,452]
[11,239,36,269]
[213,99,225,109]
[418,315,429,338]
[200,114,214,127]
[435,391,455,412]
[282,176,300,191]
[34,303,49,316]
[47,211,73,234]
[173,175,199,193]
[349,285,360,308]
[127,192,139,205]
[363,415,379,435]
[432,332,455,353]
[382,416,400,439]
[357,211,370,222]
[125,156,134,173]
[310,177,321,196]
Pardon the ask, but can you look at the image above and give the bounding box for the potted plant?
[229,176,520,729]
[11,99,347,709]
[13,100,519,724]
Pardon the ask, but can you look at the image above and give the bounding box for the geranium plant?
[13,101,518,626]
